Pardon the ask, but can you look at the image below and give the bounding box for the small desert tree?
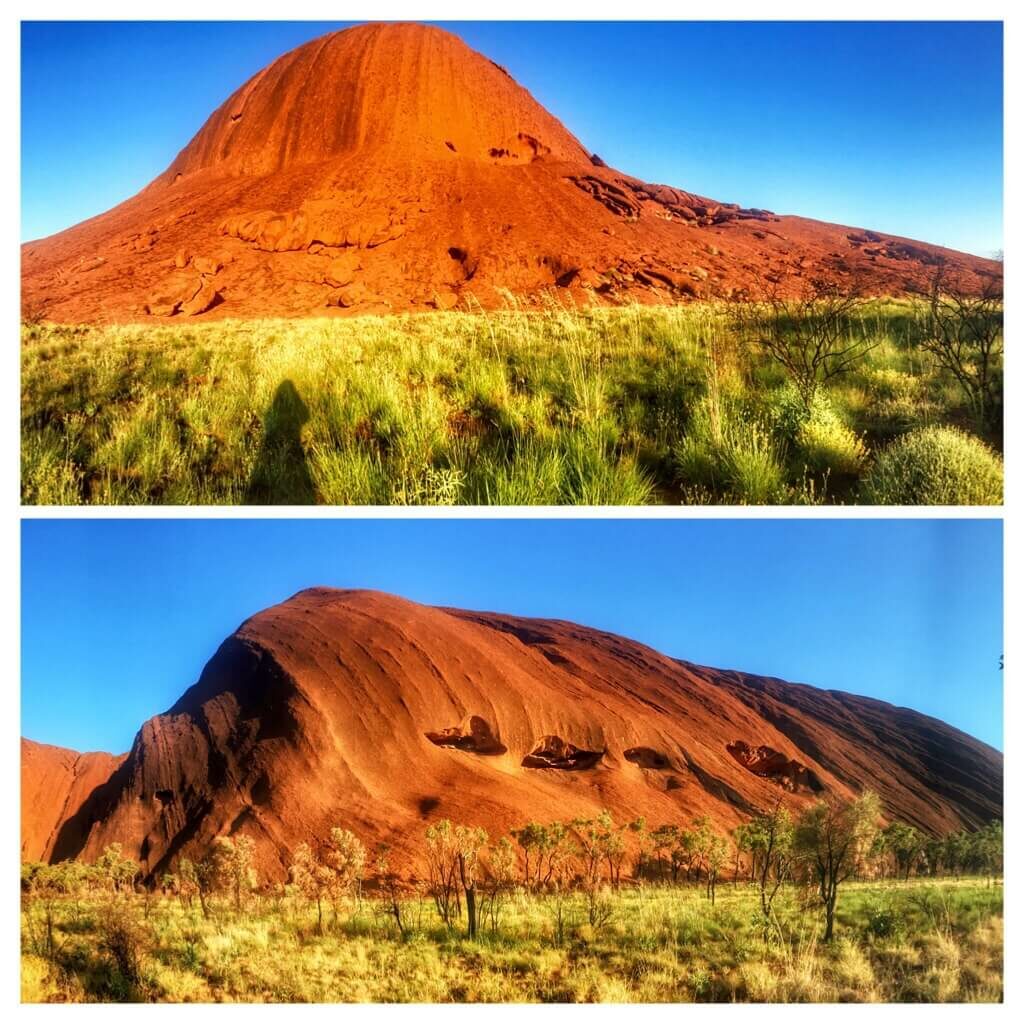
[210,835,257,911]
[571,814,607,886]
[290,841,333,932]
[21,863,66,960]
[973,821,1003,886]
[671,825,699,883]
[424,820,462,929]
[175,858,201,912]
[510,822,545,888]
[794,791,881,941]
[194,852,221,918]
[917,265,1003,431]
[630,816,652,878]
[691,818,729,904]
[602,813,632,887]
[650,824,679,881]
[373,845,407,937]
[455,825,488,939]
[480,836,517,934]
[96,843,140,896]
[570,813,615,929]
[880,821,926,881]
[424,819,490,937]
[943,830,971,879]
[732,275,874,408]
[324,827,366,917]
[512,821,573,890]
[690,817,714,894]
[542,830,579,946]
[748,802,794,941]
[922,836,946,877]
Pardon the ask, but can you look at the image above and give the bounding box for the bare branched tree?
[916,265,1003,432]
[731,275,875,407]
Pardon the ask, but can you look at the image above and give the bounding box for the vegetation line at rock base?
[22,802,1003,1002]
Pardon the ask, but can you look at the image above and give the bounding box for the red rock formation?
[22,23,999,323]
[726,740,822,793]
[20,739,127,862]
[20,590,1002,880]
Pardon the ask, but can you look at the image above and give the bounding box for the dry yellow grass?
[21,879,1002,1003]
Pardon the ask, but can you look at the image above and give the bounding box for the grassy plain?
[21,300,1002,505]
[21,878,1001,1003]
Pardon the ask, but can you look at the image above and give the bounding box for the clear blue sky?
[21,21,1002,255]
[21,519,1002,755]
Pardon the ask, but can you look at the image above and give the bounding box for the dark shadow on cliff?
[246,380,317,504]
[51,759,132,863]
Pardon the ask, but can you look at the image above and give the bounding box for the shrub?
[796,410,867,477]
[769,384,867,477]
[767,382,817,443]
[97,904,149,987]
[861,427,1003,505]
[864,903,904,940]
[864,368,923,403]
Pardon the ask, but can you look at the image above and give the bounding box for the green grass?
[22,879,1002,1003]
[21,300,1002,505]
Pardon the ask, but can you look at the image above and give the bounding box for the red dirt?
[21,23,1000,324]
[20,589,1002,880]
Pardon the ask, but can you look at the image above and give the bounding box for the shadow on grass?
[246,380,316,504]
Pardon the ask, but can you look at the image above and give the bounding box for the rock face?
[22,23,1000,323]
[20,740,127,861]
[21,589,1002,880]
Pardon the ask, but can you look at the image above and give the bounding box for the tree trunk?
[824,892,837,941]
[465,885,477,939]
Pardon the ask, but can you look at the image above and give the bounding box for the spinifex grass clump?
[21,299,1002,505]
[861,426,1004,506]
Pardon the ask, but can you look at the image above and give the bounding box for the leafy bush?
[864,903,904,940]
[768,384,867,476]
[766,382,813,443]
[796,410,867,476]
[861,426,1003,505]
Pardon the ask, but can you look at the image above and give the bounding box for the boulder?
[180,279,221,316]
[332,281,374,308]
[324,252,362,288]
[430,289,460,310]
[193,255,222,276]
[144,273,203,317]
